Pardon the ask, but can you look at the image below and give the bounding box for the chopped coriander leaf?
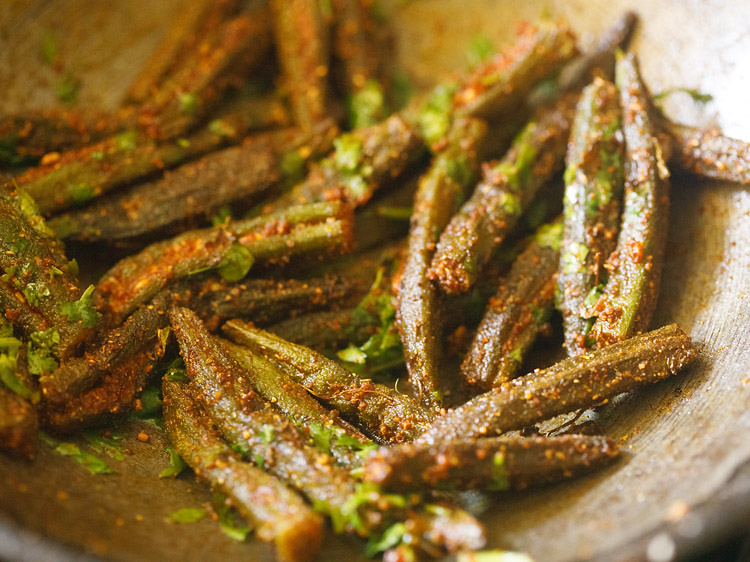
[466,34,494,67]
[160,445,187,478]
[209,119,236,138]
[365,522,408,557]
[115,131,138,152]
[166,507,206,524]
[40,432,114,475]
[164,357,189,383]
[337,344,366,364]
[133,385,162,420]
[348,80,387,129]
[83,429,125,461]
[217,243,254,282]
[489,452,510,491]
[26,343,58,377]
[212,493,251,542]
[418,83,457,146]
[40,29,59,66]
[56,73,80,105]
[308,422,334,452]
[178,92,199,115]
[211,206,233,227]
[60,285,100,328]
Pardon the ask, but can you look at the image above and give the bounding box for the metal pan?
[1,1,749,560]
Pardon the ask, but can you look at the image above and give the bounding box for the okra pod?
[0,387,38,459]
[663,122,750,185]
[265,114,425,212]
[40,289,171,404]
[0,198,94,359]
[270,0,331,131]
[331,0,389,128]
[16,93,292,216]
[186,273,368,331]
[267,308,377,352]
[169,307,381,534]
[222,320,434,443]
[94,200,353,323]
[125,0,239,104]
[363,434,619,492]
[49,122,338,243]
[560,11,638,93]
[462,221,562,392]
[0,108,123,165]
[397,118,487,411]
[429,94,576,295]
[138,11,272,140]
[222,339,372,469]
[41,292,170,430]
[453,20,578,120]
[417,323,697,445]
[162,380,324,562]
[589,53,670,346]
[558,77,624,355]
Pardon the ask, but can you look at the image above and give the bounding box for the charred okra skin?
[417,323,697,446]
[558,77,624,356]
[162,380,324,562]
[429,95,576,295]
[398,118,487,412]
[461,221,562,392]
[363,434,619,492]
[222,320,434,443]
[589,53,670,346]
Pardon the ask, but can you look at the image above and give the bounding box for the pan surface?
[1,1,749,561]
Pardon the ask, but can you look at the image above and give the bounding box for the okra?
[94,201,353,323]
[663,122,750,185]
[41,291,170,430]
[589,53,670,346]
[222,320,434,443]
[417,323,697,445]
[138,11,272,140]
[452,20,578,120]
[429,94,576,295]
[462,221,562,392]
[268,308,377,352]
[222,339,373,469]
[162,380,324,562]
[0,198,95,359]
[265,114,425,212]
[16,92,293,216]
[558,77,624,355]
[363,434,619,492]
[0,108,123,165]
[186,273,368,332]
[125,0,240,104]
[270,0,331,131]
[331,0,389,128]
[50,122,338,243]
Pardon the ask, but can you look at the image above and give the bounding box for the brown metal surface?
[1,1,749,561]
